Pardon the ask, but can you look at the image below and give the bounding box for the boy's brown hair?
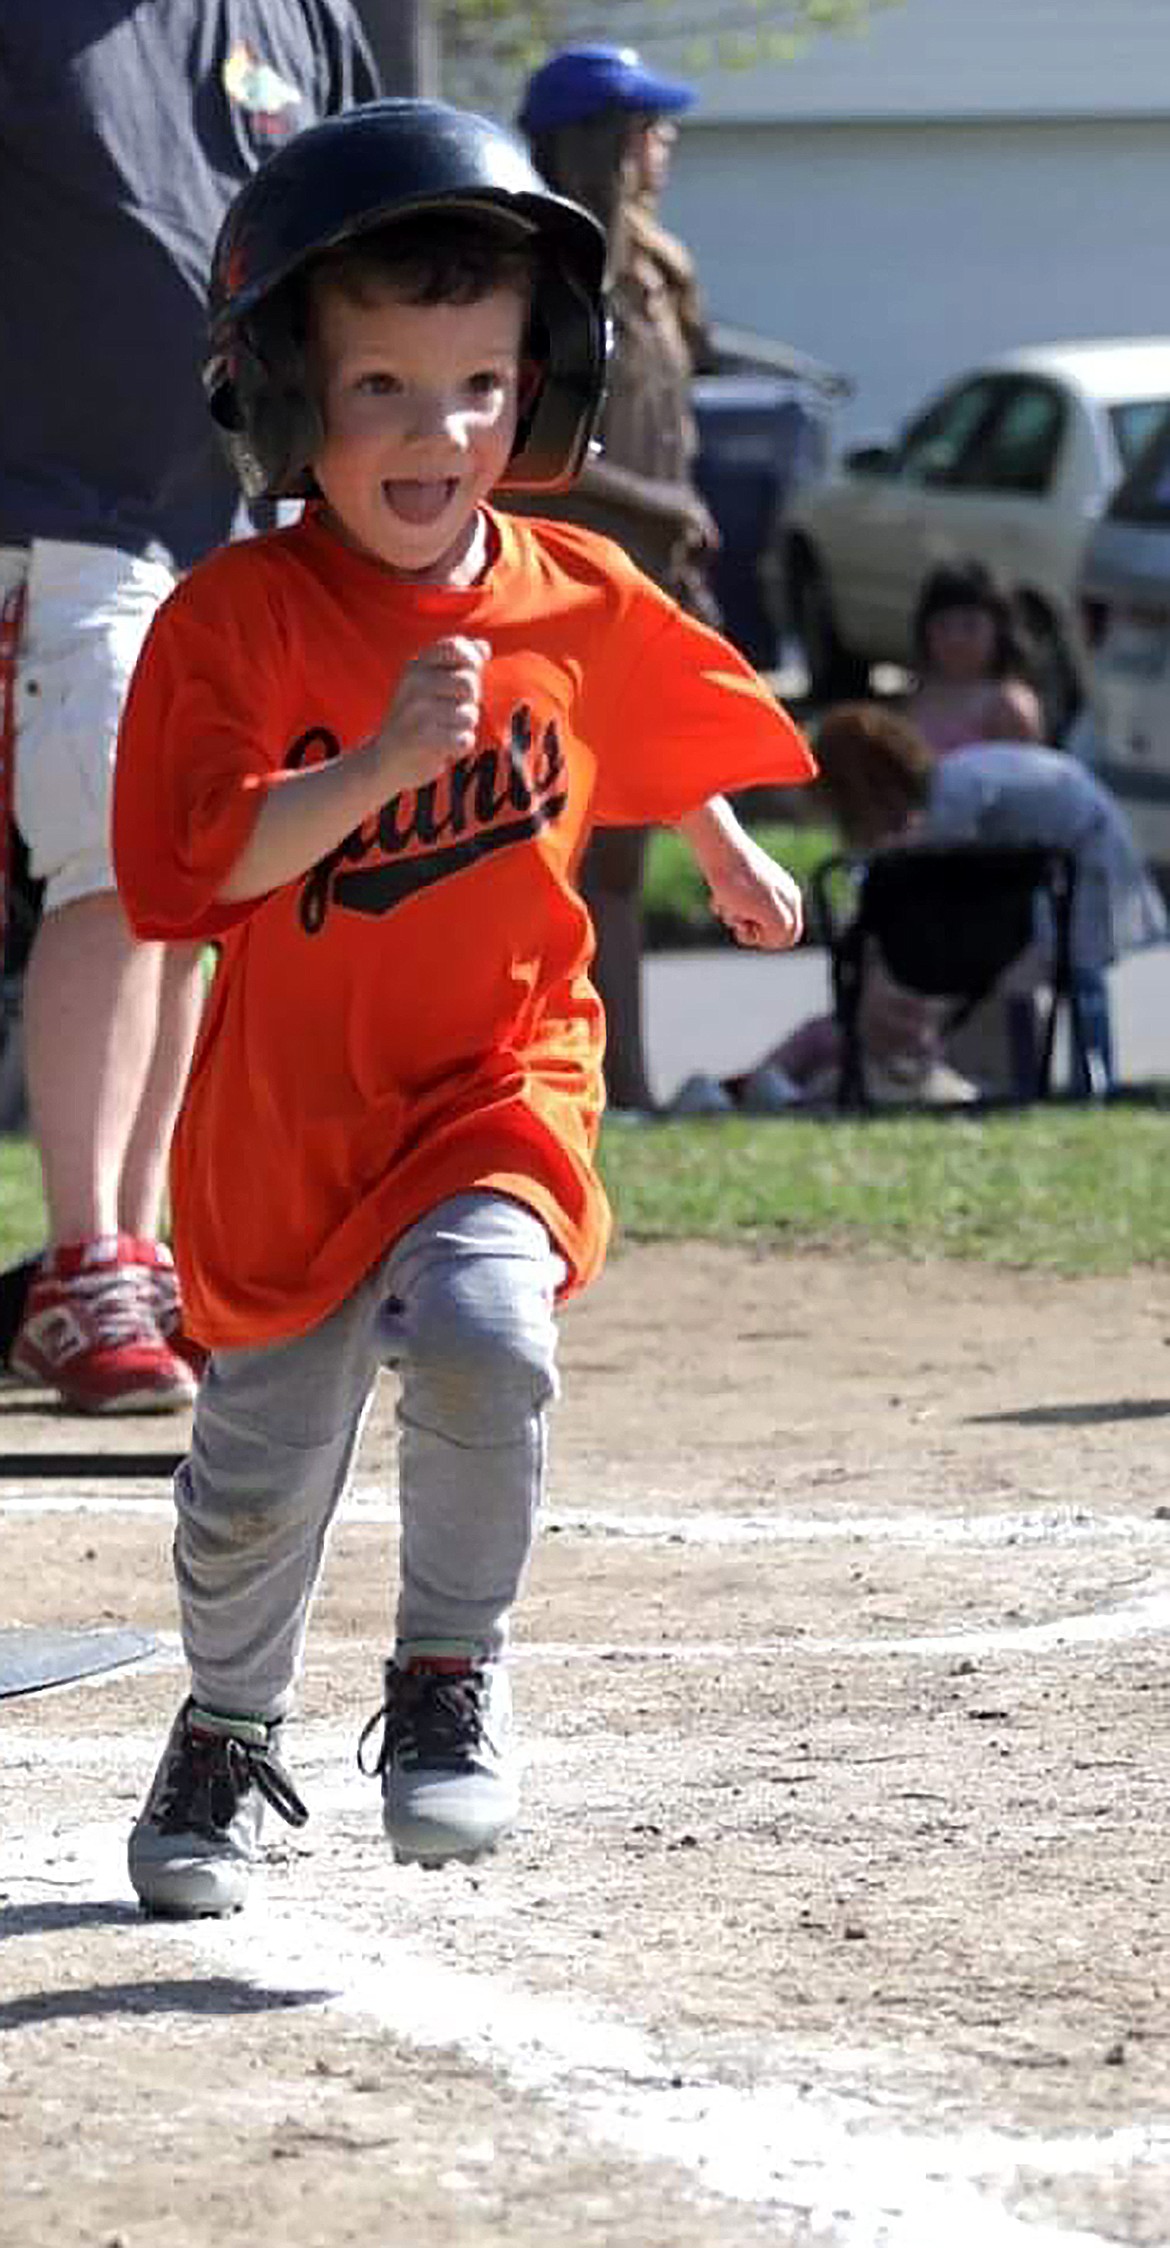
[813,702,935,851]
[301,211,540,330]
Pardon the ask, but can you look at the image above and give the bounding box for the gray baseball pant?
[173,1191,563,1720]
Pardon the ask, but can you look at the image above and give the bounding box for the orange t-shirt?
[113,505,814,1348]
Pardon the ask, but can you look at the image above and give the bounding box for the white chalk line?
[7,1578,1170,1705]
[3,1487,1169,1553]
[3,1779,1164,2248]
[518,1580,1170,1658]
[547,1510,1170,1550]
[6,1477,1170,1673]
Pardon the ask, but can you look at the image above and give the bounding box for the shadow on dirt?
[966,1397,1170,1428]
[0,1898,142,1936]
[0,1979,334,2030]
[0,1450,183,1476]
[0,1904,333,2026]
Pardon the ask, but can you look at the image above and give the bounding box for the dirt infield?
[2,1238,1169,2247]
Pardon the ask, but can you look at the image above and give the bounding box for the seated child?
[702,701,1165,1111]
[905,559,1044,756]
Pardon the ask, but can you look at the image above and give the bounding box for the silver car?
[1073,402,1170,874]
[781,339,1170,732]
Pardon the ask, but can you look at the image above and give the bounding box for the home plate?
[0,1625,158,1698]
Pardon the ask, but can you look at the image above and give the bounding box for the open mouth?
[381,477,460,526]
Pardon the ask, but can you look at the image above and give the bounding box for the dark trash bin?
[692,371,831,671]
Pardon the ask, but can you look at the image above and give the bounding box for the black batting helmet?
[203,99,609,499]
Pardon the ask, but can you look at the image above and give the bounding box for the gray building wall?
[604,0,1170,123]
[662,114,1170,441]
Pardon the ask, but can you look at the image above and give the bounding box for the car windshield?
[1106,401,1170,523]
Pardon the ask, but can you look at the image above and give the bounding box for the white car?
[780,338,1170,732]
[1072,401,1170,873]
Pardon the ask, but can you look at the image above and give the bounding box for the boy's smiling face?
[310,279,527,583]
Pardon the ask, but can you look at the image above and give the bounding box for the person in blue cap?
[510,42,721,1114]
[517,41,697,136]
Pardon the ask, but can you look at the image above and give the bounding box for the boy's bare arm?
[676,795,803,950]
[216,636,490,903]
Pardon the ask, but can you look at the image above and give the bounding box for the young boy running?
[113,98,814,1917]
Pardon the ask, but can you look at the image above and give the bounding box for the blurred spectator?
[0,3,377,1413]
[512,42,720,1113]
[905,560,1044,755]
[676,701,1166,1112]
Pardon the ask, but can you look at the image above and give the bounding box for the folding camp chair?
[809,841,1100,1109]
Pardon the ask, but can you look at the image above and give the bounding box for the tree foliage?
[439,0,897,81]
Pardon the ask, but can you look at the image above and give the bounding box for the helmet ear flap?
[204,344,271,502]
[501,264,608,491]
[508,345,546,469]
[206,305,323,500]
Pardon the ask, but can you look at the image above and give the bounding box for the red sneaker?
[10,1235,198,1413]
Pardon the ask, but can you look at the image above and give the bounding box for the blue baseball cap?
[518,44,697,135]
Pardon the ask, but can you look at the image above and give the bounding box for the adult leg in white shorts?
[7,540,207,1410]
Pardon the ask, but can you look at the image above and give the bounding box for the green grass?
[598,1101,1170,1275]
[0,1137,44,1264]
[4,1100,1167,1281]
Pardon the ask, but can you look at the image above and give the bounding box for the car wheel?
[1016,600,1081,744]
[789,547,871,700]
